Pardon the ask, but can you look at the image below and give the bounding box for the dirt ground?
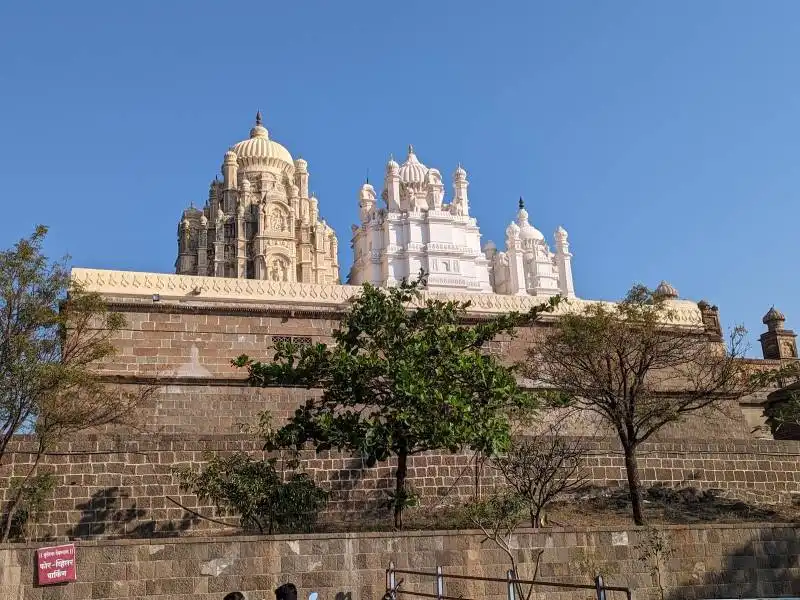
[383,485,800,533]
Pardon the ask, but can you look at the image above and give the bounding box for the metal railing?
[385,562,632,600]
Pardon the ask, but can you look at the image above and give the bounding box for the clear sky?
[1,1,797,354]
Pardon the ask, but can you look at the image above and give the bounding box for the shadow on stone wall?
[325,457,388,525]
[67,487,199,539]
[574,485,789,525]
[666,527,800,599]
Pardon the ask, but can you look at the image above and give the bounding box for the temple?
[349,146,492,293]
[175,112,339,284]
[484,198,576,298]
[349,145,576,298]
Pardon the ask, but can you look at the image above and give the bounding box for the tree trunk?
[474,452,483,499]
[1,454,41,542]
[623,444,646,525]
[394,451,408,530]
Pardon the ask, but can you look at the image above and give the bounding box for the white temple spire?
[350,149,491,293]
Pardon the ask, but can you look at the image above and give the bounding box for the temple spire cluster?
[349,145,576,297]
[175,115,575,299]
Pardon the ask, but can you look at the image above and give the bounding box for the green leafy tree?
[234,274,557,529]
[524,285,755,525]
[176,413,328,534]
[0,226,148,541]
[3,473,56,541]
[177,453,327,534]
[759,363,800,437]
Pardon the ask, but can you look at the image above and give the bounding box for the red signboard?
[36,544,77,585]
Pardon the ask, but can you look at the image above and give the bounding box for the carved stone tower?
[760,307,797,360]
[175,112,339,284]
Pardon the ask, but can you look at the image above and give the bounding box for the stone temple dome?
[763,306,786,325]
[229,111,294,173]
[655,281,680,299]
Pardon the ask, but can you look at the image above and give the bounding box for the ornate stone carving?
[175,115,339,284]
[268,206,289,232]
[268,256,289,282]
[71,268,705,327]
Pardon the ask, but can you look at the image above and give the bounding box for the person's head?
[275,583,298,600]
[224,593,246,600]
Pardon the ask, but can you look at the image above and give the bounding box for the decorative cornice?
[71,268,705,327]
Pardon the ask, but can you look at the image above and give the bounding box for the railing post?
[387,561,396,595]
[506,569,516,600]
[435,565,444,600]
[595,574,606,600]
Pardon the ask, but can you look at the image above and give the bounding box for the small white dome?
[399,145,429,187]
[516,198,544,241]
[454,163,467,180]
[655,281,679,298]
[361,182,375,193]
[425,168,442,184]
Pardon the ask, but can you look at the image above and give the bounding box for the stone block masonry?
[2,524,799,599]
[95,299,762,439]
[1,435,799,540]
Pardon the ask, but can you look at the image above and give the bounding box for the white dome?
[399,145,429,187]
[655,281,679,298]
[515,199,544,241]
[229,112,294,173]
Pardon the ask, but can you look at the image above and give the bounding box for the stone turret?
[760,307,797,359]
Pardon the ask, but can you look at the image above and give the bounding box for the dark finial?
[518,196,525,210]
[255,110,263,126]
[408,144,414,155]
[366,168,370,185]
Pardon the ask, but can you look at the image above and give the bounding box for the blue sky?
[0,1,797,355]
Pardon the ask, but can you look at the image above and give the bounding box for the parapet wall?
[2,524,799,600]
[2,435,798,540]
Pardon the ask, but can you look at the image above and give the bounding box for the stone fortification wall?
[115,381,757,440]
[76,267,767,440]
[71,267,708,380]
[1,435,798,540]
[2,524,799,600]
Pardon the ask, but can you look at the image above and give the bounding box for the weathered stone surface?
[1,525,798,600]
[2,433,800,539]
